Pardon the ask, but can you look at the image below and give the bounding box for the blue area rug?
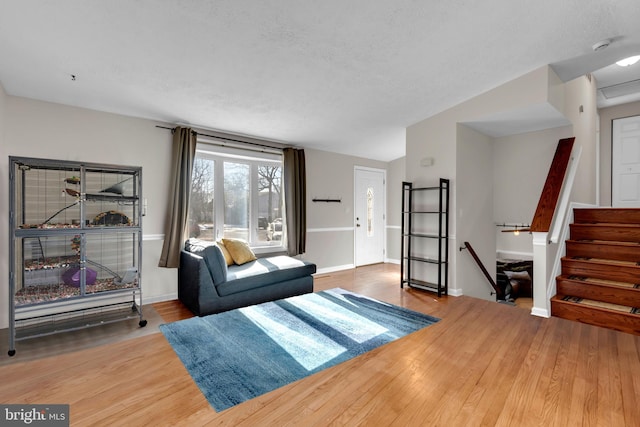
[159,288,440,411]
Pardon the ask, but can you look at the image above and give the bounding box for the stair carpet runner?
[561,277,640,315]
[551,208,640,336]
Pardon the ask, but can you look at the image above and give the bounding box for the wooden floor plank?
[617,332,640,426]
[0,263,639,426]
[597,328,626,427]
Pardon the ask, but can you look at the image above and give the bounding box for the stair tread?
[572,222,640,228]
[557,275,640,289]
[563,256,640,266]
[567,239,640,247]
[553,294,640,314]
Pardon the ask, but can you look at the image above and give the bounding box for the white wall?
[303,148,388,272]
[599,101,640,206]
[0,95,177,329]
[493,125,573,258]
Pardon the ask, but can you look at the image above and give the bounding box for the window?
[188,142,285,251]
[367,187,374,237]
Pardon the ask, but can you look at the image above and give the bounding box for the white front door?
[354,167,385,266]
[613,115,640,207]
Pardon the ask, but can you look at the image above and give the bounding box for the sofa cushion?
[222,238,257,265]
[216,256,316,297]
[184,238,227,284]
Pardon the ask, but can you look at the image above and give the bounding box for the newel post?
[531,231,551,318]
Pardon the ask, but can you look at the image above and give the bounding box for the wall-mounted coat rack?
[312,198,341,203]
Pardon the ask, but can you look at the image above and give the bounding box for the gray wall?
[0,84,6,304]
[493,125,573,257]
[386,156,405,263]
[406,66,598,300]
[456,124,495,299]
[0,94,176,329]
[0,91,402,330]
[0,83,5,147]
[406,67,554,298]
[303,148,388,272]
[564,75,598,205]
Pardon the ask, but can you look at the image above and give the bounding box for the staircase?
[551,208,640,335]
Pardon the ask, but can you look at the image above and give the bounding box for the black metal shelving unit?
[401,179,450,297]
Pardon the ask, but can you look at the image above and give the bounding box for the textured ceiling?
[1,1,639,161]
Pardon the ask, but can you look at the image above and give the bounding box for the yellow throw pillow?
[217,241,235,266]
[221,238,257,265]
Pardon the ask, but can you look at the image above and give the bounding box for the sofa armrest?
[179,250,220,316]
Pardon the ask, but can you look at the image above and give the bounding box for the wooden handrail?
[460,241,504,300]
[530,137,575,232]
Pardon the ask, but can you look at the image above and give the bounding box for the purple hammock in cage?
[62,267,97,287]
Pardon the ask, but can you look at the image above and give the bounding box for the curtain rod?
[156,125,287,152]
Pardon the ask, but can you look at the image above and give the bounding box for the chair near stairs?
[551,208,640,336]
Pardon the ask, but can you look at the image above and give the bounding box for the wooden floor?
[1,263,639,426]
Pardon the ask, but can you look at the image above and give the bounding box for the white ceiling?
[1,1,639,161]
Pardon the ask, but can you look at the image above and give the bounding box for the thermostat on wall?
[420,157,434,167]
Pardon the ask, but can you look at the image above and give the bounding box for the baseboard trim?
[314,264,355,275]
[447,288,463,297]
[531,307,550,318]
[385,258,400,265]
[143,293,178,305]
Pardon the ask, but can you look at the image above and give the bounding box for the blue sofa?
[178,239,316,316]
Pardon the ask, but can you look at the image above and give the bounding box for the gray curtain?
[283,148,306,256]
[158,126,197,268]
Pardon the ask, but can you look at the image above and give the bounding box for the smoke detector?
[592,39,611,52]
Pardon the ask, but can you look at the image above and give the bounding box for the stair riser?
[551,300,640,336]
[562,260,640,284]
[556,279,640,308]
[570,224,640,243]
[566,241,640,263]
[574,208,640,225]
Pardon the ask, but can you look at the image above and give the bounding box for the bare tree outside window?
[258,165,282,223]
[189,158,214,239]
